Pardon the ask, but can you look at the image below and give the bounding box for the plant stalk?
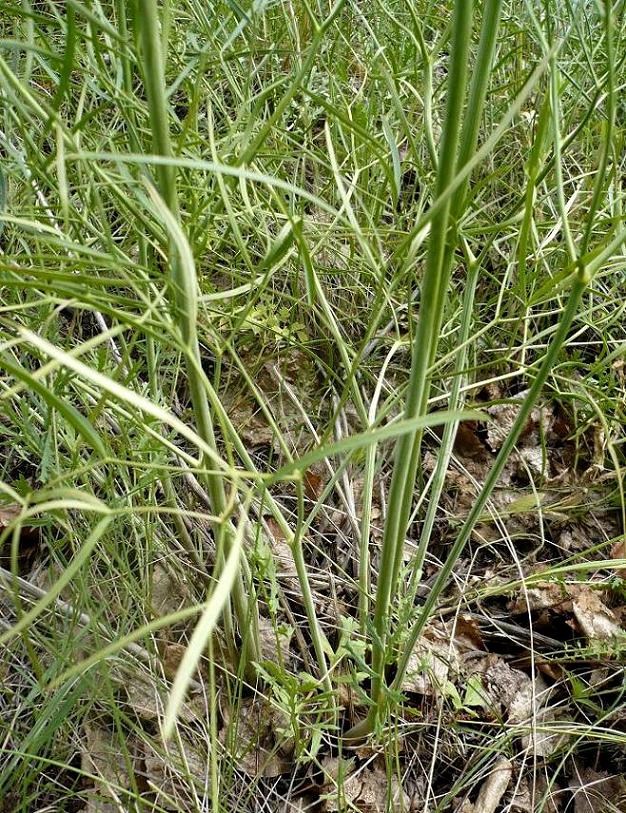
[366,0,475,729]
[137,0,259,668]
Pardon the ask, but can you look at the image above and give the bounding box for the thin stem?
[137,0,259,667]
[581,0,615,254]
[404,242,479,608]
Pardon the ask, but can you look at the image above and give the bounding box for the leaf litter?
[4,351,625,812]
[96,382,626,809]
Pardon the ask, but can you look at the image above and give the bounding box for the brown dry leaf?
[80,721,131,812]
[454,422,489,460]
[219,695,293,777]
[143,737,207,808]
[510,582,624,642]
[401,625,460,696]
[227,398,277,448]
[569,766,626,813]
[159,641,188,679]
[258,615,292,664]
[571,591,624,641]
[474,758,513,813]
[466,656,534,722]
[0,504,21,528]
[520,709,568,758]
[610,537,626,579]
[508,775,562,813]
[266,517,299,582]
[304,465,326,501]
[453,615,486,652]
[321,760,411,812]
[509,582,570,614]
[122,670,204,725]
[151,562,188,618]
[557,525,591,553]
[82,794,122,813]
[484,392,549,453]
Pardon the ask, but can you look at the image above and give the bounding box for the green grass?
[1,0,625,811]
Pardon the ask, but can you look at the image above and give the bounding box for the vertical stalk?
[366,0,474,728]
[391,273,587,694]
[137,0,259,667]
[389,0,504,589]
[359,0,505,735]
[404,241,479,608]
[581,0,615,254]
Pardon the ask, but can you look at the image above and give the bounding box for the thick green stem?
[367,0,474,725]
[404,243,479,608]
[348,271,588,741]
[389,0,504,591]
[390,275,588,695]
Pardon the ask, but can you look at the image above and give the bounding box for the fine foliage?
[0,1,625,811]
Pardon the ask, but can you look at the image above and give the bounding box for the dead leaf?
[569,766,626,813]
[401,625,460,697]
[484,392,547,453]
[159,641,188,679]
[474,758,512,813]
[151,562,188,618]
[143,737,207,808]
[258,615,292,664]
[227,398,276,448]
[122,670,204,724]
[219,695,293,777]
[466,656,535,723]
[266,518,299,582]
[453,616,486,652]
[80,721,131,812]
[508,774,562,813]
[454,422,489,460]
[520,709,568,758]
[321,760,411,812]
[610,538,626,579]
[509,582,570,614]
[0,505,22,528]
[304,466,325,501]
[571,591,623,640]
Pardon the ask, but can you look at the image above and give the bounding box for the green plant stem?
[390,0,504,589]
[366,0,474,728]
[348,270,588,741]
[137,0,259,668]
[404,242,479,607]
[389,275,587,693]
[581,0,615,254]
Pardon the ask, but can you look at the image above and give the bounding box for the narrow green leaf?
[162,512,245,739]
[271,410,485,481]
[0,354,106,457]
